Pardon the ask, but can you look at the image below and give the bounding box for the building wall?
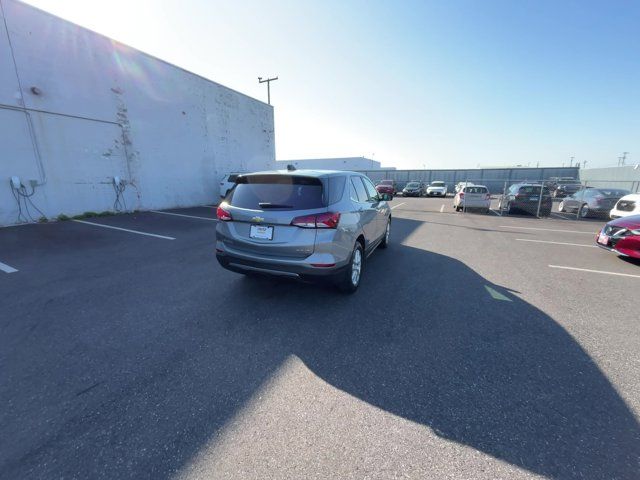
[276,157,381,171]
[0,0,274,225]
[579,166,640,192]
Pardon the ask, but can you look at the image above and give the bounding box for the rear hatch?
[596,190,631,210]
[463,186,489,205]
[517,185,550,203]
[222,174,328,258]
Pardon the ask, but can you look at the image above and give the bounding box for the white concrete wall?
[579,166,640,192]
[0,0,274,225]
[276,157,381,171]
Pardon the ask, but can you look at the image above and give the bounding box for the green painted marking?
[485,285,512,302]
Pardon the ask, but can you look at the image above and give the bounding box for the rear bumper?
[427,191,446,196]
[216,252,348,281]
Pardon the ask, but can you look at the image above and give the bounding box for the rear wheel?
[579,203,589,218]
[558,201,566,212]
[379,220,391,249]
[336,242,364,293]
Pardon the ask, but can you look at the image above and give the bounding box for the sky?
[22,0,640,169]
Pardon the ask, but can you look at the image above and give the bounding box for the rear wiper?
[258,203,293,209]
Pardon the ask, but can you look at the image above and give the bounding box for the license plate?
[597,233,609,246]
[250,225,273,240]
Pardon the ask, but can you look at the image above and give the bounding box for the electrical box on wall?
[10,176,22,189]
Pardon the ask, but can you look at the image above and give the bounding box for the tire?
[336,242,364,293]
[379,220,390,249]
[456,206,462,212]
[579,203,589,218]
[558,201,566,212]
[507,203,514,215]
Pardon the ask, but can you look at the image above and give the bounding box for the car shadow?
[229,217,640,478]
[2,218,638,479]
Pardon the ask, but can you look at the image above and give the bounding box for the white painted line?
[549,265,640,279]
[488,209,501,216]
[550,212,574,220]
[0,261,18,273]
[516,238,596,248]
[440,204,444,213]
[151,210,217,221]
[499,225,595,235]
[390,202,406,210]
[73,220,175,240]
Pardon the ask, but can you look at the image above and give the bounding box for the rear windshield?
[431,182,445,187]
[518,185,549,194]
[229,175,324,209]
[465,186,488,193]
[595,189,630,197]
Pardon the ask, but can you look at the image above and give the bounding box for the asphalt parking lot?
[1,198,639,479]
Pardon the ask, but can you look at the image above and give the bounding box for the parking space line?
[73,220,175,240]
[0,261,18,273]
[549,265,640,279]
[151,210,217,221]
[390,202,406,210]
[499,225,595,235]
[485,285,512,301]
[488,209,501,216]
[515,239,596,248]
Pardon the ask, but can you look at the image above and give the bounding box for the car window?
[327,175,346,204]
[228,174,239,182]
[466,186,487,194]
[599,189,630,197]
[431,182,445,187]
[228,174,324,209]
[350,177,368,202]
[406,182,420,188]
[361,177,379,201]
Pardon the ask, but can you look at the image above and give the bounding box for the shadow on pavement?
[1,217,638,479]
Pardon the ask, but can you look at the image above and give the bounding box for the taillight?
[216,206,232,221]
[459,192,464,198]
[291,212,340,229]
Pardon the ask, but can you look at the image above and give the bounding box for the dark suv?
[498,183,552,216]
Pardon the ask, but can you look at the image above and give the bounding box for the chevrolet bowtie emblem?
[251,216,264,222]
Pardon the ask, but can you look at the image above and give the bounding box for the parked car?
[426,181,447,197]
[375,179,397,197]
[497,183,552,216]
[216,170,392,293]
[455,181,475,193]
[558,188,631,218]
[610,193,640,219]
[219,172,242,198]
[550,180,582,198]
[596,214,640,259]
[453,185,491,213]
[402,181,425,197]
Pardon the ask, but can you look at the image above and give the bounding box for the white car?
[610,193,640,219]
[219,173,242,198]
[453,185,491,213]
[426,181,447,197]
[455,181,475,193]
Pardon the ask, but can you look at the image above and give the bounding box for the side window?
[327,176,346,204]
[361,177,379,202]
[350,177,368,203]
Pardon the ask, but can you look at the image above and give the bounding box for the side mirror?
[380,193,392,201]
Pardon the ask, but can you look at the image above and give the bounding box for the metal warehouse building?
[0,0,275,226]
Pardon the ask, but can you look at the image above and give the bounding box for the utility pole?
[621,152,629,166]
[570,156,574,167]
[258,76,278,105]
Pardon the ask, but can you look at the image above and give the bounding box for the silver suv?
[215,170,392,292]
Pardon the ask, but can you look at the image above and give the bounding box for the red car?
[375,179,396,198]
[595,214,640,259]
